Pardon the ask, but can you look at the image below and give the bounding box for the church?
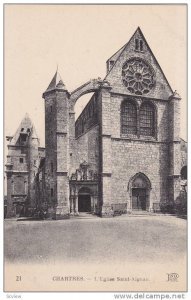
[5,27,187,219]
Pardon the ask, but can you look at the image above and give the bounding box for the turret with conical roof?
[42,69,70,219]
[43,70,69,97]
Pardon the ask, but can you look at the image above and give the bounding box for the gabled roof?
[104,27,173,95]
[9,113,39,146]
[106,44,126,64]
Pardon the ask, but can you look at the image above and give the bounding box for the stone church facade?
[5,27,187,218]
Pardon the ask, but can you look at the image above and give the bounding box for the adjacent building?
[5,114,45,217]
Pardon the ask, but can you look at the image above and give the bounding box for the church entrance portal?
[78,186,93,213]
[129,173,151,211]
[132,188,147,210]
[78,194,91,212]
[69,162,99,215]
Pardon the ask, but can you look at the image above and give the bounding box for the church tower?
[42,71,70,219]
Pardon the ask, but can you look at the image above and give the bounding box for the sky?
[4,4,187,148]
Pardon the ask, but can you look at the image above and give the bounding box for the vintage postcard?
[4,4,187,293]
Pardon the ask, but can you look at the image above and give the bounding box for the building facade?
[5,27,187,218]
[5,115,45,217]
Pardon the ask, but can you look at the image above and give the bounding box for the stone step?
[70,212,98,219]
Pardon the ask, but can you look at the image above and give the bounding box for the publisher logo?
[167,273,179,282]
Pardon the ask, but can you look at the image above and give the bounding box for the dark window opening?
[27,128,30,133]
[121,101,137,135]
[109,60,115,69]
[20,135,27,142]
[121,100,156,138]
[140,103,155,136]
[21,128,24,132]
[21,148,25,154]
[51,188,53,197]
[135,39,139,50]
[51,162,53,173]
[140,40,143,51]
[135,39,143,51]
[20,158,24,163]
[181,166,187,180]
[50,105,52,112]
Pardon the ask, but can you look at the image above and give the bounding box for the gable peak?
[132,26,146,43]
[21,113,33,127]
[136,26,143,34]
[19,114,38,138]
[105,26,173,98]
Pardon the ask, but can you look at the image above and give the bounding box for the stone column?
[6,174,15,218]
[70,196,74,215]
[168,92,181,203]
[148,190,154,212]
[126,190,132,213]
[93,195,98,214]
[98,81,114,217]
[74,195,79,215]
[24,180,27,195]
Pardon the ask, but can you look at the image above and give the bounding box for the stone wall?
[28,133,40,208]
[44,94,57,206]
[99,90,170,210]
[180,139,187,168]
[111,139,169,207]
[71,124,99,175]
[75,93,98,138]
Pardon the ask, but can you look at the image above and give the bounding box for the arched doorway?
[78,187,92,213]
[129,173,151,211]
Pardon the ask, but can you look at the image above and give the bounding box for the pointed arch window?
[121,101,137,135]
[140,103,155,136]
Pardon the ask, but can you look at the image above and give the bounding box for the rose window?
[122,58,155,95]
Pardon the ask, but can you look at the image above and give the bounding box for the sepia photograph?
[4,4,187,293]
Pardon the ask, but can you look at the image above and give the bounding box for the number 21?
[16,276,21,281]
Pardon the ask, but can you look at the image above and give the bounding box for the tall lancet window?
[140,103,155,136]
[121,100,137,135]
